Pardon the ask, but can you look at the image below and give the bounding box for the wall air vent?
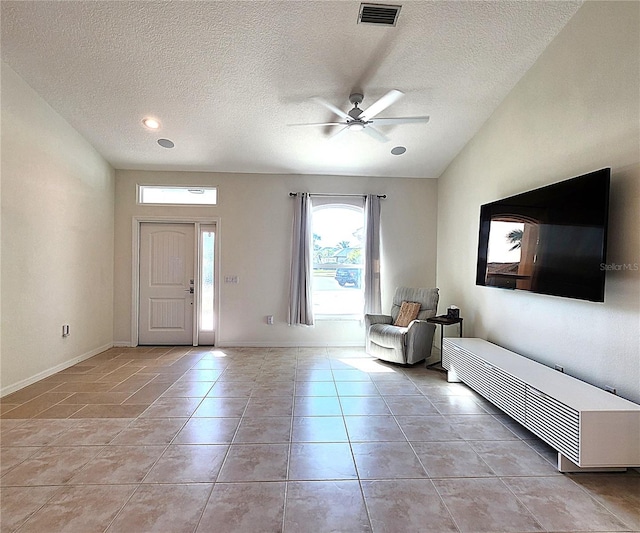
[358,3,401,26]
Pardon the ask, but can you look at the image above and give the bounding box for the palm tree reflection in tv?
[486,218,538,290]
[507,228,524,251]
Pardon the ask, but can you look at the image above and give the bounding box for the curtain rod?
[289,193,386,199]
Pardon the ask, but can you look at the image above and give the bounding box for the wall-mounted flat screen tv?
[476,168,610,302]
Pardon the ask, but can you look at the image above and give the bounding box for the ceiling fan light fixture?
[348,122,365,131]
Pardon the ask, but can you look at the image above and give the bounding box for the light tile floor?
[1,346,639,532]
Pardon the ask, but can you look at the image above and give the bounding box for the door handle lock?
[184,288,194,294]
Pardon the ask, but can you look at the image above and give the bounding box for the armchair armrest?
[365,314,393,329]
[404,319,437,364]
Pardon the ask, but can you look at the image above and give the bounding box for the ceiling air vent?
[358,3,401,26]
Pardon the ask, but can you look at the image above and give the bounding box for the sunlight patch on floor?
[340,358,396,373]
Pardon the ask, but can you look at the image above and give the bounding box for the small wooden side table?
[426,315,463,369]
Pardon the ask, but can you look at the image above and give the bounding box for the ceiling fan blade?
[371,116,430,126]
[288,122,348,127]
[361,89,404,120]
[312,97,351,120]
[329,126,349,140]
[362,126,389,143]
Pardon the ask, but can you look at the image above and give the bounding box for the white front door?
[139,223,195,345]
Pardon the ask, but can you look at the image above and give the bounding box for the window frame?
[137,185,218,206]
[310,198,365,320]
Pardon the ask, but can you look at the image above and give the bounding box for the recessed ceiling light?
[391,146,407,155]
[157,138,175,149]
[142,118,160,129]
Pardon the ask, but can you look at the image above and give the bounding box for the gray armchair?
[365,287,439,365]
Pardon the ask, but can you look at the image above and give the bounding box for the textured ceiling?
[0,1,582,178]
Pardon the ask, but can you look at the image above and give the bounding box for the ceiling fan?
[292,89,429,142]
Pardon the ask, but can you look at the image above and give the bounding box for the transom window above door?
[138,185,218,205]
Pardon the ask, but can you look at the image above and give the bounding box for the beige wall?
[1,62,115,395]
[114,171,438,347]
[436,2,640,402]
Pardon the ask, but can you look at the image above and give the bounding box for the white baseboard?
[1,343,113,398]
[112,339,365,349]
[217,341,365,348]
[112,341,134,347]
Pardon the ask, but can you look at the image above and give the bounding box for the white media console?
[442,337,640,472]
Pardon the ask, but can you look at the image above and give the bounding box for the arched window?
[311,202,365,317]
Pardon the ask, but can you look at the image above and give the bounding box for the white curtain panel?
[288,193,314,326]
[364,194,382,314]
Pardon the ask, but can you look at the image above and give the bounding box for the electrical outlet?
[554,364,564,373]
[267,315,274,325]
[224,276,239,284]
[62,325,70,337]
